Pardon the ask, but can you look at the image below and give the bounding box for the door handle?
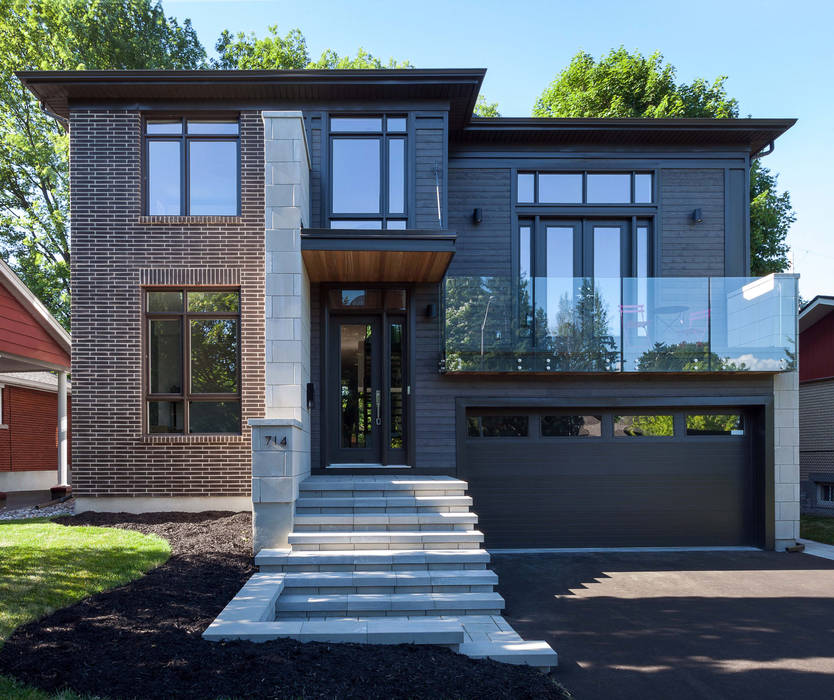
[375,390,382,426]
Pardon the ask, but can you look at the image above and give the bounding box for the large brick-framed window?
[144,288,241,435]
[144,117,240,216]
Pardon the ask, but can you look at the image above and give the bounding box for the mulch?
[0,511,570,699]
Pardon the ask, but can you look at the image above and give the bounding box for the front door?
[328,313,407,465]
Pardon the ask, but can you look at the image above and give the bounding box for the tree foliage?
[474,95,500,118]
[534,47,793,275]
[0,0,205,327]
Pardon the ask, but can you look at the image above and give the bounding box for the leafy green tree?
[635,341,746,371]
[307,47,411,70]
[474,95,500,117]
[534,47,793,275]
[549,280,619,371]
[0,0,205,327]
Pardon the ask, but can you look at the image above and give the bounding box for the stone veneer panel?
[69,109,265,500]
[774,370,800,550]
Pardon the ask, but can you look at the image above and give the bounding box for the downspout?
[751,140,775,161]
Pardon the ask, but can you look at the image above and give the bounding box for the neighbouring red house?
[0,257,71,495]
[799,296,834,513]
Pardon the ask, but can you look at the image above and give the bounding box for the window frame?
[143,287,242,435]
[143,115,241,217]
[328,114,408,228]
[516,170,656,206]
[818,483,834,506]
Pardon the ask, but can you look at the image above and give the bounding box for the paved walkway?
[492,550,834,700]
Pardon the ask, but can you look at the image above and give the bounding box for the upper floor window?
[329,115,407,229]
[517,171,653,205]
[145,118,240,216]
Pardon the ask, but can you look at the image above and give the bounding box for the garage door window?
[467,415,529,438]
[541,415,602,437]
[686,414,745,436]
[614,414,674,437]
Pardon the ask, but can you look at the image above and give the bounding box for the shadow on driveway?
[492,550,834,700]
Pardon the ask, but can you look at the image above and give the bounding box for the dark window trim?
[516,169,658,206]
[143,286,242,435]
[328,113,408,227]
[143,115,241,217]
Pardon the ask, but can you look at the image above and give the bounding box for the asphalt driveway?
[491,550,834,700]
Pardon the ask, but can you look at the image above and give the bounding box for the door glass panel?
[636,225,649,337]
[340,324,373,448]
[388,138,405,214]
[593,226,622,342]
[587,174,631,203]
[389,322,404,449]
[332,139,380,213]
[542,226,574,337]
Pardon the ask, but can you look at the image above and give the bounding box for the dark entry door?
[328,314,407,465]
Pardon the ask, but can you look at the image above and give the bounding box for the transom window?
[517,171,653,204]
[329,115,407,229]
[145,289,241,434]
[145,117,240,216]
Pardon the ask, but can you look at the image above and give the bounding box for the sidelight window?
[145,289,241,434]
[145,118,239,216]
[330,115,407,229]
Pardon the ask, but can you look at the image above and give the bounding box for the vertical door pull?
[375,389,382,426]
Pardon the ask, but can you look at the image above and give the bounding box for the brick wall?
[69,109,265,498]
[0,385,72,472]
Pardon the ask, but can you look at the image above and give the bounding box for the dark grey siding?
[800,379,834,512]
[660,168,725,276]
[414,114,447,229]
[310,283,322,469]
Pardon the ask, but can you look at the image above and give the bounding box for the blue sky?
[167,0,833,300]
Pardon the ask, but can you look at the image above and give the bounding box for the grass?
[800,514,834,546]
[0,517,170,698]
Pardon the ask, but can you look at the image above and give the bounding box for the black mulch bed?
[0,511,570,700]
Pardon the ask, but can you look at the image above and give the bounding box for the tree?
[534,47,793,275]
[474,95,500,117]
[0,0,205,327]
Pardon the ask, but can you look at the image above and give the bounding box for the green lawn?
[0,518,170,698]
[800,514,834,546]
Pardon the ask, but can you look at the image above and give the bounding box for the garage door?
[459,408,761,548]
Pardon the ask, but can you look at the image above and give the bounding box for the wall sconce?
[472,207,483,224]
[306,382,315,410]
[692,208,703,224]
[425,303,437,319]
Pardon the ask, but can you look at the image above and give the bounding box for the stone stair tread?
[457,640,559,668]
[293,512,478,524]
[296,495,473,508]
[287,530,484,543]
[282,569,498,586]
[277,591,505,612]
[301,476,468,491]
[256,548,491,566]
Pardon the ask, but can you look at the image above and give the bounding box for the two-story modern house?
[17,68,799,663]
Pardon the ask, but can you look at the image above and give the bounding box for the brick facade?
[69,109,265,498]
[0,385,71,472]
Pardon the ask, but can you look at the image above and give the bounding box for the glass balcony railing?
[442,274,798,373]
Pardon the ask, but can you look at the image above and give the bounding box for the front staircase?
[204,475,557,668]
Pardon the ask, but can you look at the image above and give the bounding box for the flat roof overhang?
[301,229,456,283]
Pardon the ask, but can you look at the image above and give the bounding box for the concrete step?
[300,476,468,497]
[256,548,490,572]
[292,512,478,532]
[287,530,484,550]
[295,495,473,513]
[282,568,498,594]
[205,617,464,645]
[458,640,559,669]
[276,591,505,618]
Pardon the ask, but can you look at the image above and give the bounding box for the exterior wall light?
[692,208,703,223]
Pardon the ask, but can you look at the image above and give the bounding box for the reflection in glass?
[479,415,529,437]
[148,140,181,214]
[146,121,182,135]
[148,400,183,433]
[389,323,404,449]
[538,173,582,203]
[541,415,602,437]
[686,414,744,436]
[187,291,239,312]
[189,141,238,215]
[331,117,382,132]
[614,415,674,437]
[340,324,373,448]
[332,139,381,213]
[189,400,240,433]
[587,173,631,203]
[150,320,182,393]
[147,291,182,312]
[517,173,534,203]
[187,121,239,135]
[388,138,405,214]
[190,319,239,393]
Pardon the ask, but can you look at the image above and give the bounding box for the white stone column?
[57,370,69,488]
[774,369,800,550]
[251,111,312,552]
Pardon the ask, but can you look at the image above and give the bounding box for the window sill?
[138,215,243,226]
[142,433,245,445]
[0,424,7,430]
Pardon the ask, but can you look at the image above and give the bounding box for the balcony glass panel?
[443,275,797,373]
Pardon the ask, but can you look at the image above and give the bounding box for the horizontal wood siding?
[309,115,322,228]
[0,282,69,368]
[800,313,834,382]
[415,116,445,229]
[660,168,725,276]
[0,385,72,472]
